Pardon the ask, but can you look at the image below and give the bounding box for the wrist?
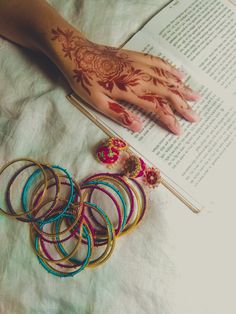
[40,25,88,73]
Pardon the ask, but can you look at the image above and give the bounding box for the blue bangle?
[22,165,74,224]
[82,180,127,231]
[34,213,92,277]
[56,201,114,265]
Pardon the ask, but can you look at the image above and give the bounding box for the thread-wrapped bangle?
[0,158,48,219]
[30,179,82,239]
[81,183,123,237]
[30,210,83,264]
[83,202,116,268]
[52,201,115,268]
[0,157,150,278]
[6,164,60,223]
[83,173,134,226]
[22,165,74,224]
[35,220,93,277]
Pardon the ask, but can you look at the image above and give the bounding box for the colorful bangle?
[87,174,147,237]
[120,177,148,236]
[22,165,74,224]
[0,157,151,278]
[83,173,135,226]
[30,210,82,264]
[5,164,60,223]
[32,202,82,244]
[0,158,48,218]
[35,221,93,277]
[51,201,115,268]
[85,173,137,226]
[81,183,123,237]
[30,180,82,239]
[83,202,116,268]
[82,179,127,230]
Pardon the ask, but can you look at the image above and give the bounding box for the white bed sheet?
[0,1,236,313]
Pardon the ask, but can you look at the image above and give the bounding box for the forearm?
[0,0,83,58]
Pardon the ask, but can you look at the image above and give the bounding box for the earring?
[121,155,146,178]
[143,167,161,188]
[96,137,128,167]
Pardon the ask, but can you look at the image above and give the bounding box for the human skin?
[0,0,200,135]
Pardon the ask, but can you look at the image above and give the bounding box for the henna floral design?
[138,93,171,115]
[108,102,133,126]
[141,73,164,87]
[137,92,179,130]
[51,27,144,95]
[152,66,168,79]
[166,83,184,100]
[151,66,185,99]
[51,27,197,131]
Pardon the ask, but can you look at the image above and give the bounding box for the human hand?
[51,27,200,135]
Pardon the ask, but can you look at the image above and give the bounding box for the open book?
[68,0,236,213]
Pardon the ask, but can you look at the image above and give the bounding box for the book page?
[144,0,236,97]
[71,0,236,210]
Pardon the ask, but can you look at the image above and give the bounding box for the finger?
[88,93,143,132]
[127,66,200,110]
[138,65,201,102]
[167,92,200,122]
[126,61,200,103]
[123,49,184,79]
[148,64,185,83]
[179,84,201,101]
[153,59,185,80]
[154,69,201,101]
[165,81,201,101]
[132,62,179,87]
[116,90,182,135]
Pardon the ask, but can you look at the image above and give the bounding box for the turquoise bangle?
[56,202,113,265]
[82,180,127,231]
[35,213,92,277]
[22,165,74,224]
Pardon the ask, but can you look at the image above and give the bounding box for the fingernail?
[130,120,143,132]
[175,69,186,79]
[186,88,201,100]
[193,92,202,100]
[169,122,182,135]
[128,115,143,132]
[191,92,201,101]
[185,109,200,122]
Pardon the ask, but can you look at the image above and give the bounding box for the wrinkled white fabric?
[0,1,236,313]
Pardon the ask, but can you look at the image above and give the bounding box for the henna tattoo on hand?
[51,27,144,95]
[108,102,133,126]
[51,27,194,130]
[138,93,179,129]
[138,93,171,116]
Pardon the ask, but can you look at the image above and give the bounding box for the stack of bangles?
[0,158,150,278]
